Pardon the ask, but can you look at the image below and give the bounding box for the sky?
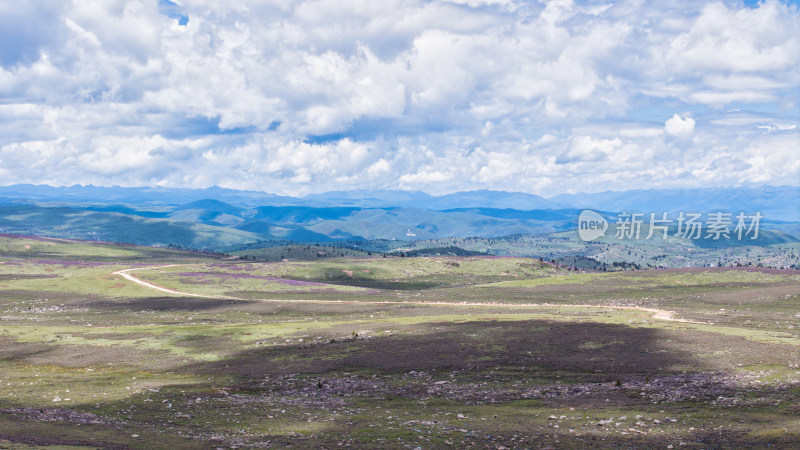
[0,0,798,197]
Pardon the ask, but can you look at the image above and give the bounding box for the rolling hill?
[0,184,796,251]
[0,205,262,249]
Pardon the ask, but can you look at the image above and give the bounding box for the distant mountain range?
[0,184,563,210]
[301,189,565,210]
[0,203,579,246]
[552,185,800,222]
[0,184,797,248]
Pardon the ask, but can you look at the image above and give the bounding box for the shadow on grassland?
[182,320,701,380]
[87,295,252,311]
[3,320,800,448]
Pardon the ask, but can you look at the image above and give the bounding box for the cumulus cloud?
[556,136,618,165]
[665,114,696,137]
[0,0,798,196]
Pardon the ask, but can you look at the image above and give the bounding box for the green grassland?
[391,230,800,270]
[1,235,800,448]
[132,255,562,294]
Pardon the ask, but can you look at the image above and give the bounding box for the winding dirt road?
[112,265,206,297]
[114,265,702,324]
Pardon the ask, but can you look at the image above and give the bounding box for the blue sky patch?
[158,0,189,26]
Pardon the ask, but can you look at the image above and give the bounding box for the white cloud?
[757,123,797,132]
[555,136,620,165]
[475,157,522,183]
[666,1,798,74]
[0,0,797,196]
[619,128,663,139]
[398,169,453,186]
[444,0,516,7]
[665,114,696,137]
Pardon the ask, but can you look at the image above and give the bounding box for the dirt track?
[112,265,206,297]
[114,265,703,324]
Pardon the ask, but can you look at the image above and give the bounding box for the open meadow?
[1,234,799,448]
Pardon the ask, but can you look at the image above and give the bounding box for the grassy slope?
[0,235,799,448]
[0,205,263,248]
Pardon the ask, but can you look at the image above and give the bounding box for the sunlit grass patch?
[131,263,376,296]
[0,362,203,409]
